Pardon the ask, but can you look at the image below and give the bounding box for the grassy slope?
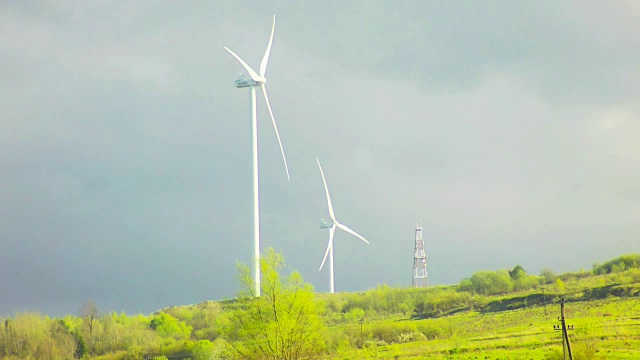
[313,269,640,359]
[395,298,637,359]
[161,264,640,359]
[328,294,640,359]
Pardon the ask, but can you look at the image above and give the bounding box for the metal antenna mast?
[412,220,428,288]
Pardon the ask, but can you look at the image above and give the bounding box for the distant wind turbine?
[224,15,289,296]
[316,158,369,294]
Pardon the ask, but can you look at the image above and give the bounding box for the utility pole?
[543,287,547,320]
[553,298,574,360]
[359,317,364,348]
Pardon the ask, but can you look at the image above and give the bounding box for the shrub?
[416,319,459,340]
[540,268,558,284]
[366,322,423,344]
[593,254,640,275]
[460,270,513,295]
[413,289,471,318]
[149,313,192,340]
[559,271,592,281]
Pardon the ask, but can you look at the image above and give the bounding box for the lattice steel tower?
[412,220,428,288]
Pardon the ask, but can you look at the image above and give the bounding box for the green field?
[1,253,639,359]
[329,296,640,359]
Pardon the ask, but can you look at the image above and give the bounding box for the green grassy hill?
[306,265,640,359]
[327,295,640,359]
[1,253,639,359]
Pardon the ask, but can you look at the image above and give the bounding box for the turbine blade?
[336,223,369,244]
[259,15,276,78]
[316,158,335,221]
[319,225,336,271]
[261,85,290,181]
[224,46,261,82]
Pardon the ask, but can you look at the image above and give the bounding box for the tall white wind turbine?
[316,158,369,294]
[224,15,289,296]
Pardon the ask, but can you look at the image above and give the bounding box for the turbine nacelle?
[320,219,332,229]
[234,77,260,88]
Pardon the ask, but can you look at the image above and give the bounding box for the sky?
[1,1,639,316]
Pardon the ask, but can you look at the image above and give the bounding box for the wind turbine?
[224,15,289,296]
[316,158,369,294]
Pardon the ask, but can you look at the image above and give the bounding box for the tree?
[509,265,527,281]
[508,265,539,291]
[345,308,365,323]
[73,331,87,359]
[79,300,99,337]
[467,270,513,295]
[149,313,192,340]
[188,339,215,360]
[398,302,411,316]
[540,268,557,284]
[222,248,326,360]
[457,278,473,292]
[593,254,640,275]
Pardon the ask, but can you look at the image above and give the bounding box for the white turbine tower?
[224,15,289,296]
[316,158,369,294]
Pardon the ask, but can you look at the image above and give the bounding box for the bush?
[593,254,640,275]
[459,270,513,295]
[416,319,459,340]
[513,275,540,292]
[149,313,192,340]
[559,271,592,282]
[187,340,215,360]
[544,348,563,360]
[366,322,424,344]
[573,339,606,360]
[540,268,557,284]
[413,289,471,318]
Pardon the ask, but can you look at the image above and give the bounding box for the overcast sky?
[1,1,639,316]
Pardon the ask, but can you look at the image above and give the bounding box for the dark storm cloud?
[1,1,638,315]
[273,1,640,104]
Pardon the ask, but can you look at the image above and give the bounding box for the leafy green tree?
[509,265,527,281]
[508,265,540,291]
[188,339,215,360]
[457,278,473,292]
[126,344,145,360]
[345,307,365,323]
[74,331,87,359]
[398,302,411,316]
[540,268,557,284]
[466,270,513,295]
[222,248,326,360]
[593,254,640,275]
[149,313,192,340]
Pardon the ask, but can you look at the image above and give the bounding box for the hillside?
[1,253,639,359]
[322,288,640,359]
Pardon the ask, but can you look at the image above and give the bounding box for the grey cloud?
[1,1,639,315]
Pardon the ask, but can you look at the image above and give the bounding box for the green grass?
[154,259,640,359]
[329,297,640,359]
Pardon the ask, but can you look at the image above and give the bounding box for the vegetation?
[593,254,640,275]
[221,248,326,359]
[0,252,639,359]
